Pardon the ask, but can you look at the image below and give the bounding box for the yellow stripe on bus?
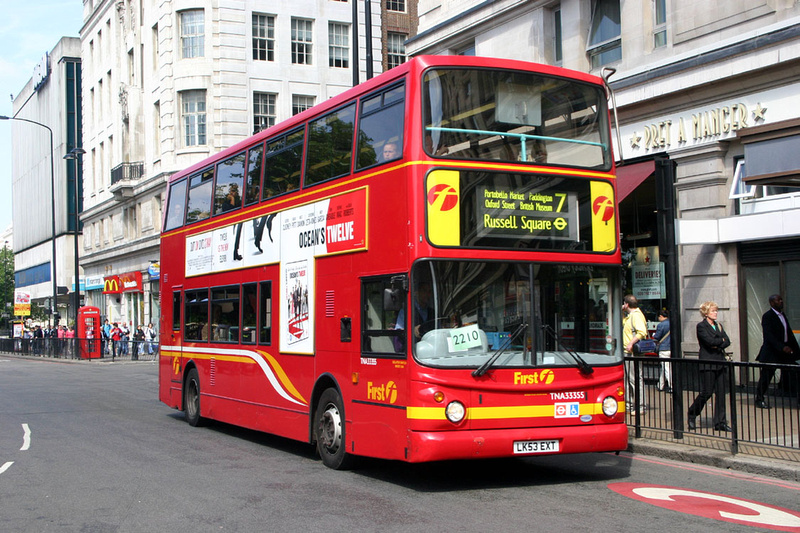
[257,350,308,405]
[406,401,625,421]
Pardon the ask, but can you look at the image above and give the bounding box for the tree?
[0,246,13,329]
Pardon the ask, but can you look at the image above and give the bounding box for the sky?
[0,1,84,234]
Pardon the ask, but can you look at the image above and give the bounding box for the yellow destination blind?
[590,181,616,252]
[426,170,461,246]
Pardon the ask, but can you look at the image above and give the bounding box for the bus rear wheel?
[184,367,205,427]
[315,388,354,470]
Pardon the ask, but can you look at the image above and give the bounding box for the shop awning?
[616,160,655,202]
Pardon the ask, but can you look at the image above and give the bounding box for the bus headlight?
[445,401,466,423]
[602,396,619,417]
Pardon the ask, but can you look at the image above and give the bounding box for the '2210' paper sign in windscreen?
[184,188,367,277]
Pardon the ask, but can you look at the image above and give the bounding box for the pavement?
[627,429,800,482]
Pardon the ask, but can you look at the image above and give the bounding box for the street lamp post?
[0,115,59,325]
[64,148,85,326]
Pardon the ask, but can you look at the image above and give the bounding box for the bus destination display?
[477,185,578,241]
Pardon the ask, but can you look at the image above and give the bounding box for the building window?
[329,23,349,68]
[152,24,159,73]
[653,0,667,48]
[553,6,563,64]
[456,43,475,56]
[387,32,407,69]
[181,90,207,146]
[291,18,313,65]
[729,159,755,199]
[587,0,621,68]
[180,10,205,59]
[386,0,405,12]
[292,95,315,116]
[254,92,276,134]
[253,14,275,61]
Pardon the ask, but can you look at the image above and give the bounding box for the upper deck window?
[423,68,611,171]
[245,143,264,206]
[305,103,356,186]
[214,152,246,215]
[164,179,187,231]
[186,168,214,225]
[263,128,304,200]
[356,83,405,170]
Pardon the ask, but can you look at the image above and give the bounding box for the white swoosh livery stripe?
[162,345,307,407]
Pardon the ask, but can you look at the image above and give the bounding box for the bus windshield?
[409,260,621,369]
[423,67,611,170]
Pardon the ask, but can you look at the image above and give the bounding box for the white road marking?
[20,423,31,451]
[0,462,13,475]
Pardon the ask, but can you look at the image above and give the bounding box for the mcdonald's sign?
[103,276,122,294]
[103,271,143,294]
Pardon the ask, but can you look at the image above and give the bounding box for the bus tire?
[315,388,354,470]
[184,367,205,427]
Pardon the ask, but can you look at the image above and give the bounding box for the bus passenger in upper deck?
[221,184,241,212]
[166,201,184,229]
[381,141,399,162]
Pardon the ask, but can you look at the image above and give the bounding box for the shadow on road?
[167,412,632,490]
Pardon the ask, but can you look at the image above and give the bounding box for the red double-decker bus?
[159,55,627,469]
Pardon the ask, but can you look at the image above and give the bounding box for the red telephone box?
[78,306,102,359]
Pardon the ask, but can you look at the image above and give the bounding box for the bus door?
[356,275,408,455]
[165,288,184,406]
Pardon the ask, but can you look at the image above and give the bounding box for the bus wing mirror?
[384,288,405,312]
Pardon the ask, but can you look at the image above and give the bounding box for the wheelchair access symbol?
[554,402,580,418]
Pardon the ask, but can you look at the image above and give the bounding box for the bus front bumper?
[405,423,628,463]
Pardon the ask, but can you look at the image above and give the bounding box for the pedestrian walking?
[110,323,121,358]
[653,309,672,392]
[622,294,647,413]
[145,323,157,355]
[119,322,130,356]
[133,325,145,360]
[688,301,731,432]
[754,294,800,408]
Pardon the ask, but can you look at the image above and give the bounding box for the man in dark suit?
[755,294,800,409]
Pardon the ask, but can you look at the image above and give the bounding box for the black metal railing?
[626,355,800,455]
[110,161,144,186]
[0,337,158,362]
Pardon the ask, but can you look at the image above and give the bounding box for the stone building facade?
[407,0,800,359]
[79,0,384,329]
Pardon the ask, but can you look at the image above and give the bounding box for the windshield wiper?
[540,324,594,375]
[472,323,528,377]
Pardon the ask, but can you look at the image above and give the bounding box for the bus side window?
[186,168,214,224]
[164,179,188,231]
[214,152,246,215]
[264,128,304,200]
[259,281,272,345]
[242,283,257,344]
[361,277,405,355]
[305,103,356,186]
[172,291,181,331]
[185,289,209,341]
[356,83,405,170]
[244,144,264,206]
[211,286,240,342]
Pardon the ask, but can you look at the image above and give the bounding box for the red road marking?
[609,483,800,531]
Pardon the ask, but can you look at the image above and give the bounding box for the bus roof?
[167,55,606,184]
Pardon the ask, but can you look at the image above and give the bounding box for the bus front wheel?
[184,367,205,427]
[315,388,353,470]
